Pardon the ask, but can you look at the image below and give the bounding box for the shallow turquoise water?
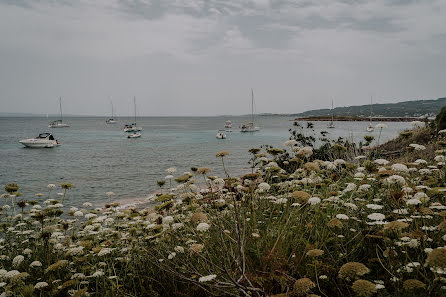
[0,116,412,207]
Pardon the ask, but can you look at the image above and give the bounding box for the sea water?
[0,116,412,207]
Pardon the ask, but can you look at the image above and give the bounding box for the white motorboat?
[327,99,335,128]
[106,100,117,124]
[124,97,142,132]
[128,133,141,138]
[366,96,374,132]
[19,133,60,148]
[216,130,226,139]
[49,97,70,128]
[240,89,260,133]
[224,120,232,129]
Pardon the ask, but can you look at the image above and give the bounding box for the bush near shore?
[2,121,446,296]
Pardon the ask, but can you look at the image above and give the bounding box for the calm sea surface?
[0,116,412,207]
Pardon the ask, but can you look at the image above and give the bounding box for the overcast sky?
[0,0,445,116]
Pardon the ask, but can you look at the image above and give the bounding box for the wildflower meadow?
[2,122,446,296]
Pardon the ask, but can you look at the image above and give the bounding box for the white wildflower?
[97,248,113,256]
[391,163,409,174]
[91,271,104,278]
[367,213,385,221]
[336,214,349,220]
[12,255,24,267]
[385,175,406,186]
[198,274,217,282]
[73,211,83,217]
[71,273,86,279]
[366,204,384,210]
[162,216,174,225]
[374,159,389,165]
[30,261,42,268]
[34,282,49,289]
[407,198,422,206]
[284,140,297,147]
[166,167,177,174]
[174,246,185,253]
[308,197,321,205]
[167,252,176,260]
[258,182,271,192]
[197,222,210,232]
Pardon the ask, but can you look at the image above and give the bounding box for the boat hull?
[19,139,59,148]
[128,133,141,138]
[240,127,260,132]
[124,127,142,132]
[48,124,70,128]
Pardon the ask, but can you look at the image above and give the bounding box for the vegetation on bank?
[2,115,446,296]
[293,115,424,122]
[293,97,446,118]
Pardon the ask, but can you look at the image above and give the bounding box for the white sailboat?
[48,97,70,128]
[124,96,142,137]
[366,96,374,132]
[106,100,117,124]
[240,89,260,132]
[327,100,335,128]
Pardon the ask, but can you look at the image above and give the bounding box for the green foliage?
[435,105,446,130]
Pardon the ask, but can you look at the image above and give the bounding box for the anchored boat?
[240,89,260,133]
[19,133,60,148]
[49,97,70,128]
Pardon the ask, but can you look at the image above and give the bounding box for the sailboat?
[366,96,374,132]
[240,89,260,132]
[124,97,142,137]
[327,100,335,128]
[48,97,70,128]
[106,100,117,124]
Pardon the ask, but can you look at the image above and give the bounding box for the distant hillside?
[294,97,446,118]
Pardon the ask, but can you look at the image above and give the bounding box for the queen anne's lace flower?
[34,282,49,289]
[308,197,321,205]
[12,255,24,267]
[368,213,385,221]
[198,274,217,282]
[196,222,210,232]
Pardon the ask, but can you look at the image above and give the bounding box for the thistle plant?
[216,150,229,178]
[60,182,73,204]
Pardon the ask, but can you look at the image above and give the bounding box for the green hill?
[294,97,446,118]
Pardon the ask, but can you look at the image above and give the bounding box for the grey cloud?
[0,0,445,116]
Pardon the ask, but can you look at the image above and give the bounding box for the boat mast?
[251,88,254,124]
[134,96,137,124]
[331,99,334,124]
[370,96,373,124]
[59,97,63,122]
[110,98,114,118]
